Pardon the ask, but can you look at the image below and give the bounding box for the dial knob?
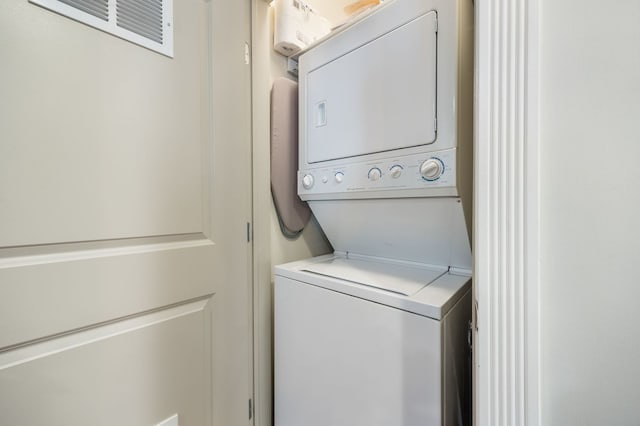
[420,158,444,181]
[368,167,382,181]
[322,176,328,183]
[335,172,344,183]
[302,174,314,189]
[389,165,403,179]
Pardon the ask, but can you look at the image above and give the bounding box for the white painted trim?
[155,414,179,426]
[251,1,275,425]
[474,0,540,424]
[524,0,541,422]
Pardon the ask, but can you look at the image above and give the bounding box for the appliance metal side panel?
[442,289,472,426]
[275,276,442,426]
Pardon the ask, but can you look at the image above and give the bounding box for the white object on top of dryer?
[273,0,331,56]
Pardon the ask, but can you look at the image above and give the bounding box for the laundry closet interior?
[253,1,474,424]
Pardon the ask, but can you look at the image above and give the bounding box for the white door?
[0,1,253,425]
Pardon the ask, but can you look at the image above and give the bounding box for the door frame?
[250,1,275,426]
[473,0,541,425]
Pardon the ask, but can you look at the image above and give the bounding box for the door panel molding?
[0,234,213,268]
[0,242,216,350]
[0,299,213,426]
[0,298,210,368]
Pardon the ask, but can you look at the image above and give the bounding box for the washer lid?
[275,253,471,320]
[302,256,446,296]
[309,197,472,270]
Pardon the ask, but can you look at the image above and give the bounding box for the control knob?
[389,165,403,179]
[335,172,344,183]
[302,174,315,189]
[420,158,444,181]
[368,167,382,181]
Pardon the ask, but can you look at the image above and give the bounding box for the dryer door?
[305,11,438,164]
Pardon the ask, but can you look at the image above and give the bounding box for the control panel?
[298,148,457,198]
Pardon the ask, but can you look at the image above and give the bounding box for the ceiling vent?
[30,0,174,58]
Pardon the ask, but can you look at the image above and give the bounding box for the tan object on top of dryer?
[344,0,381,16]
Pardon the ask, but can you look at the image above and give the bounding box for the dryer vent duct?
[30,0,174,57]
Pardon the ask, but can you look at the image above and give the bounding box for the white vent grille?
[30,0,174,57]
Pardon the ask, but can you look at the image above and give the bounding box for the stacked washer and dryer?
[274,0,474,424]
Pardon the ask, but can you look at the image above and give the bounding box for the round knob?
[302,174,314,189]
[368,167,382,181]
[335,172,344,183]
[420,158,444,181]
[389,165,403,179]
[322,176,328,183]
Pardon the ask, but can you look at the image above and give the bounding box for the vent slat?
[60,0,108,13]
[116,4,162,29]
[116,12,163,37]
[118,23,163,43]
[116,0,164,44]
[117,20,163,43]
[116,0,163,20]
[116,16,163,40]
[118,0,163,15]
[69,0,108,10]
[116,11,162,34]
[117,17,163,43]
[58,0,108,20]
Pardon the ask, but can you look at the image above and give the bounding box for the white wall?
[254,1,332,274]
[540,0,640,424]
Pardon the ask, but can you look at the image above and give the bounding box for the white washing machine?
[275,253,471,426]
[274,0,474,424]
